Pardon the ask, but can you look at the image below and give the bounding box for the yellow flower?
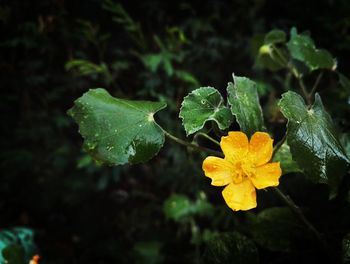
[202,131,282,211]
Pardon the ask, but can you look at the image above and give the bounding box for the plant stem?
[160,127,224,157]
[273,188,330,255]
[308,72,323,102]
[272,134,287,159]
[194,132,220,146]
[271,44,289,66]
[297,78,311,105]
[270,44,313,105]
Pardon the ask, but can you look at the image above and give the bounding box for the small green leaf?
[0,228,36,263]
[133,241,163,264]
[255,49,287,71]
[250,207,302,252]
[163,193,213,222]
[278,91,349,195]
[264,29,286,45]
[343,233,350,264]
[273,142,301,175]
[65,59,108,76]
[163,194,193,221]
[179,87,233,136]
[142,54,163,72]
[175,70,199,86]
[287,27,336,71]
[203,232,258,264]
[227,76,265,137]
[68,88,166,165]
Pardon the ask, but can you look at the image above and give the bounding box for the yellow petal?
[220,131,249,163]
[222,180,257,211]
[202,157,234,186]
[250,162,282,189]
[249,132,273,166]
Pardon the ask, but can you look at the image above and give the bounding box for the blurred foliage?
[0,228,37,263]
[1,0,350,263]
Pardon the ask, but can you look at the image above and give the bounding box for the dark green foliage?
[279,91,349,196]
[0,228,37,263]
[203,232,259,264]
[2,0,350,263]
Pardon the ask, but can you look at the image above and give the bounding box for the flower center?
[232,161,255,184]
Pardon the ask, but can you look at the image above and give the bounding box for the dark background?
[1,0,350,263]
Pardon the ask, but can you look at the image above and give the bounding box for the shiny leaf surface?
[68,88,166,165]
[179,87,233,136]
[287,27,336,71]
[227,76,265,137]
[273,142,301,175]
[278,91,349,194]
[203,232,258,264]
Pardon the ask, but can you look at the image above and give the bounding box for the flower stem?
[308,71,323,103]
[194,132,220,146]
[272,134,287,159]
[271,45,319,106]
[273,188,330,257]
[160,127,224,157]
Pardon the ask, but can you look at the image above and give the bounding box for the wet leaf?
[68,88,166,165]
[287,27,336,71]
[273,142,301,174]
[278,91,349,195]
[227,76,265,137]
[179,87,233,136]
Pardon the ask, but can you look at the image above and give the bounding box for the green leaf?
[179,87,233,136]
[133,241,163,264]
[163,193,213,222]
[249,207,302,252]
[255,50,287,71]
[175,70,199,86]
[68,88,166,165]
[142,54,163,73]
[287,27,336,71]
[65,59,108,76]
[203,232,258,264]
[343,233,350,264]
[227,76,265,137]
[264,29,286,45]
[278,91,349,195]
[163,194,193,221]
[0,228,36,263]
[340,134,350,159]
[273,142,301,175]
